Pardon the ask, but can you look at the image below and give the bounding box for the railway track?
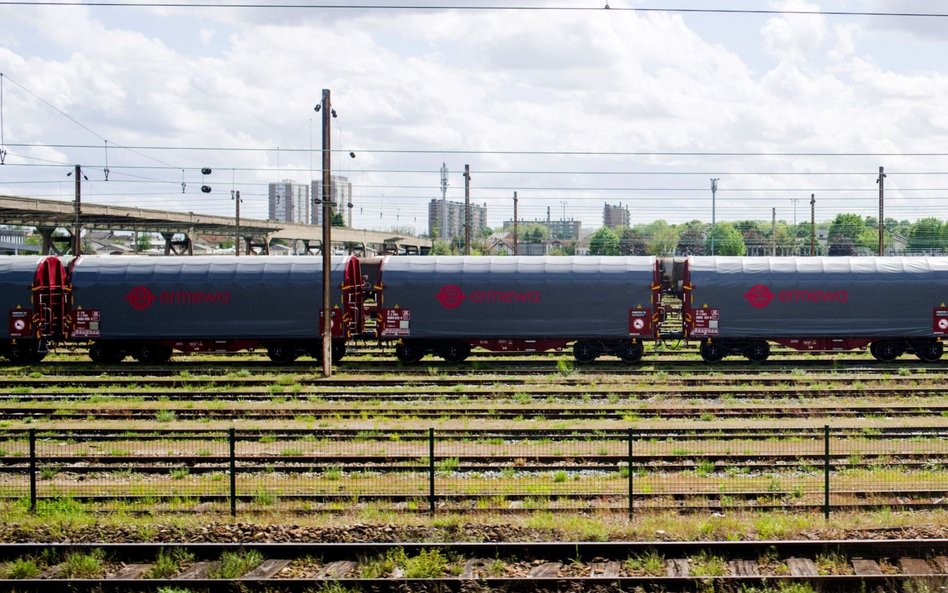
[10,350,948,377]
[4,401,948,421]
[0,539,945,591]
[0,368,948,397]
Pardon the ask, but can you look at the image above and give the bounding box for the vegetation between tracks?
[0,352,946,546]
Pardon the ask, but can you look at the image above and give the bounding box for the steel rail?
[10,356,948,377]
[3,402,948,421]
[0,539,945,592]
[4,426,944,438]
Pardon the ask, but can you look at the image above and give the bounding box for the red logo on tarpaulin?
[744,284,774,309]
[434,284,541,309]
[435,285,466,309]
[744,284,849,308]
[126,285,156,311]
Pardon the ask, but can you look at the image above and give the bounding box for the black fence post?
[428,428,435,517]
[823,424,830,520]
[627,427,634,522]
[28,429,36,514]
[229,428,237,518]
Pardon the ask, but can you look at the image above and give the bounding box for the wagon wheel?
[618,342,644,363]
[914,340,943,363]
[572,340,599,364]
[331,340,347,362]
[7,342,46,364]
[266,343,298,363]
[700,341,725,363]
[744,341,770,363]
[135,344,173,364]
[869,341,900,362]
[440,342,471,363]
[89,342,126,364]
[395,342,425,364]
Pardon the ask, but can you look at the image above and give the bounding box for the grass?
[688,551,728,577]
[61,548,107,578]
[815,551,853,575]
[359,548,451,579]
[624,549,664,576]
[209,549,264,579]
[1,557,43,579]
[146,547,195,578]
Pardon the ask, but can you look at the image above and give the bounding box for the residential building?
[428,199,488,238]
[268,181,310,224]
[603,203,630,229]
[502,219,581,242]
[311,176,352,225]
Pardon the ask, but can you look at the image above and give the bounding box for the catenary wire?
[0,2,946,18]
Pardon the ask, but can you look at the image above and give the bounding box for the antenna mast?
[440,163,449,240]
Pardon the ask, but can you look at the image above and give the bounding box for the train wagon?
[374,255,660,363]
[683,256,948,362]
[0,256,68,363]
[67,255,362,363]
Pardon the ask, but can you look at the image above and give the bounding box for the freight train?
[1,254,945,365]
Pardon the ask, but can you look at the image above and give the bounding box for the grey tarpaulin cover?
[379,256,656,339]
[688,256,948,337]
[69,256,346,339]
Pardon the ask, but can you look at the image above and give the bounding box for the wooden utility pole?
[771,207,776,256]
[810,193,816,256]
[513,191,519,256]
[877,166,886,255]
[73,165,81,255]
[463,164,471,255]
[234,190,241,256]
[710,178,719,256]
[320,89,332,378]
[347,181,353,227]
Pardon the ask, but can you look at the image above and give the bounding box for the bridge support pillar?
[35,227,73,255]
[243,235,269,255]
[161,232,193,256]
[298,239,321,255]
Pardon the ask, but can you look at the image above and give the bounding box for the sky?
[1,0,948,237]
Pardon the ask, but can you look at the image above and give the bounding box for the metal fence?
[0,427,945,516]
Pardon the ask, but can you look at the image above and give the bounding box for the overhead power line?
[10,143,948,157]
[0,2,947,18]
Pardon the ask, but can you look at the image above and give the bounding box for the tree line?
[585,214,948,256]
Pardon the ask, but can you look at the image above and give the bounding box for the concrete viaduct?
[0,194,431,256]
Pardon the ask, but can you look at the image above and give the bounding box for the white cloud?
[1,2,948,228]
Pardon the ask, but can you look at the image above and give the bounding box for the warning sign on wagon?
[8,310,31,337]
[934,308,948,335]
